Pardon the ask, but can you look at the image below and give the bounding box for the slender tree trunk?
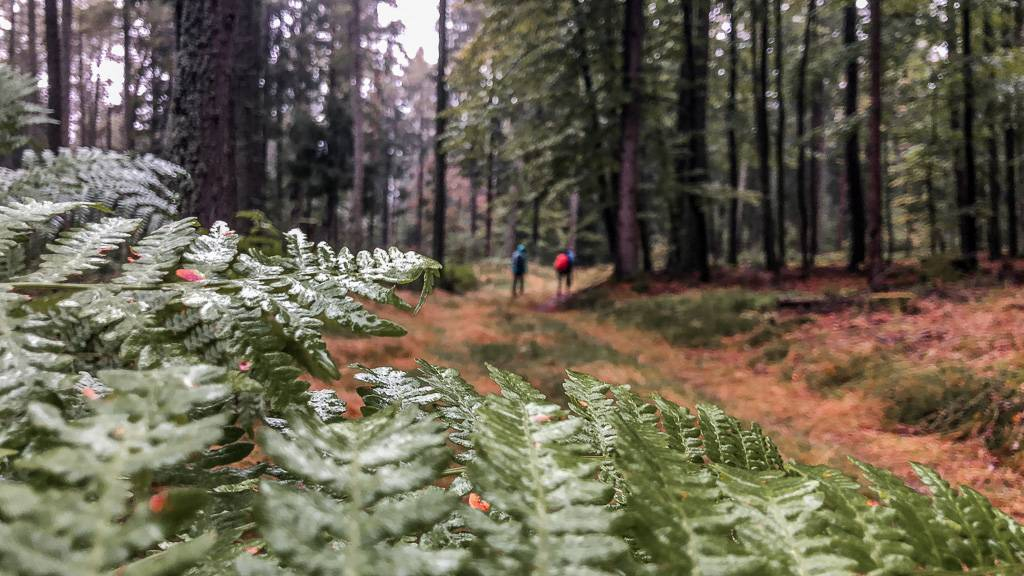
[961,0,979,265]
[615,0,644,278]
[843,3,865,271]
[44,0,61,152]
[795,0,814,272]
[122,0,134,150]
[77,29,86,147]
[234,0,264,213]
[774,0,785,265]
[6,0,14,66]
[105,105,112,149]
[349,0,365,249]
[810,72,824,265]
[927,162,938,254]
[415,130,426,250]
[89,73,100,146]
[754,0,777,271]
[1008,126,1019,257]
[984,14,1001,260]
[726,0,740,265]
[27,0,37,81]
[171,0,240,226]
[59,0,70,147]
[470,175,478,239]
[433,0,448,264]
[866,0,883,285]
[568,189,579,251]
[485,129,495,257]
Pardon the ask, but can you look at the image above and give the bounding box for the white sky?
[380,0,439,65]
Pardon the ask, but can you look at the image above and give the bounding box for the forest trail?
[321,265,1024,518]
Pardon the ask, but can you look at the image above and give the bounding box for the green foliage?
[439,262,481,294]
[0,64,52,154]
[597,289,778,347]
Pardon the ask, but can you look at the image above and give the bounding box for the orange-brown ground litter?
[315,265,1024,518]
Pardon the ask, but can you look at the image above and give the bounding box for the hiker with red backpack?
[555,247,575,296]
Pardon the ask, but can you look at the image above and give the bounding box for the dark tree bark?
[350,0,365,248]
[234,0,264,213]
[7,0,16,71]
[795,0,815,272]
[810,77,824,263]
[123,0,134,150]
[27,0,37,81]
[754,0,777,271]
[171,0,240,226]
[484,130,494,257]
[961,0,979,265]
[774,0,785,265]
[867,0,883,285]
[984,14,1001,260]
[433,0,448,264]
[77,29,86,146]
[726,0,740,265]
[59,0,70,147]
[1006,2,1022,257]
[614,0,644,278]
[470,174,478,239]
[843,3,865,272]
[414,120,426,250]
[44,0,61,152]
[671,0,710,280]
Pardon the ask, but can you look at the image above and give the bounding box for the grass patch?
[439,263,481,294]
[599,289,778,348]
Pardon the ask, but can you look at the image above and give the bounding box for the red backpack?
[554,253,571,273]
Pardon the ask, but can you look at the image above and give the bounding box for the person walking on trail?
[511,244,528,297]
[555,247,575,296]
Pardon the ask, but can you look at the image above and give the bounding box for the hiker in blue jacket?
[511,244,527,297]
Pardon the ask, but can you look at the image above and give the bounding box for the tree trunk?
[614,0,644,278]
[349,0,365,249]
[726,0,740,265]
[984,14,1001,260]
[27,0,37,81]
[958,0,979,265]
[754,0,777,271]
[44,0,61,152]
[433,0,448,264]
[485,127,495,257]
[59,0,70,147]
[774,0,785,265]
[105,105,112,149]
[866,0,883,285]
[123,0,134,150]
[810,75,824,264]
[568,189,579,251]
[7,0,16,71]
[843,3,865,272]
[233,0,264,213]
[77,29,86,147]
[1006,1,1021,257]
[469,175,478,240]
[171,0,239,226]
[415,129,426,250]
[672,0,710,280]
[795,0,814,272]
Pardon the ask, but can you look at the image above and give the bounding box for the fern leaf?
[612,402,758,574]
[698,403,783,471]
[184,221,239,276]
[718,467,863,575]
[0,367,230,576]
[653,394,705,464]
[0,199,88,261]
[115,218,198,286]
[257,406,466,575]
[468,369,630,575]
[18,217,140,283]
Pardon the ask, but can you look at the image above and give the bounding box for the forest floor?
[320,261,1024,518]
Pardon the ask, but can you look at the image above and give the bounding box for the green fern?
[0,64,52,154]
[698,403,784,471]
[18,217,141,283]
[256,405,467,575]
[467,367,630,575]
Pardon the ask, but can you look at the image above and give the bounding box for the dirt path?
[321,267,1024,518]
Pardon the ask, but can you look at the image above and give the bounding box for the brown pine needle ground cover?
[319,264,1024,518]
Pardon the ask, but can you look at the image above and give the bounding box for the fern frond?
[115,218,199,286]
[257,406,466,575]
[653,394,705,464]
[468,369,630,575]
[0,199,89,262]
[718,467,863,575]
[612,401,758,574]
[0,64,52,154]
[697,403,783,471]
[184,221,240,276]
[0,366,229,576]
[18,217,140,283]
